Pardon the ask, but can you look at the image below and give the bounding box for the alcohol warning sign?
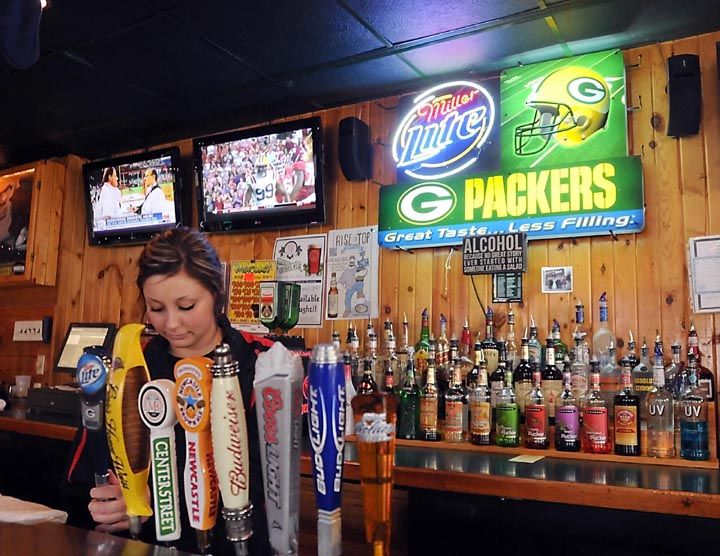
[462,232,527,275]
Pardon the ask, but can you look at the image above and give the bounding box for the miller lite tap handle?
[210,343,253,554]
[77,351,111,487]
[173,357,218,554]
[105,323,152,539]
[139,379,181,543]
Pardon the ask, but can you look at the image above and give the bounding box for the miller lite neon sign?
[392,80,497,180]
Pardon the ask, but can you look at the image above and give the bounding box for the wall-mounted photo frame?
[541,266,573,293]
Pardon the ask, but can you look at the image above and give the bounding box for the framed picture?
[541,266,573,293]
[492,272,523,303]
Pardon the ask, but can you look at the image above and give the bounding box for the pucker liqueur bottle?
[541,337,563,425]
[614,358,640,456]
[495,368,519,447]
[524,368,549,449]
[512,337,533,422]
[419,359,440,442]
[583,363,611,454]
[555,368,580,452]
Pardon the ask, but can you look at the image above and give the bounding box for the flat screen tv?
[194,117,325,233]
[82,147,183,246]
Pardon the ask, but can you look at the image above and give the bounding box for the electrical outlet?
[13,321,43,342]
[36,355,46,375]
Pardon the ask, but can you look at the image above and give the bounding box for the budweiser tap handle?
[210,343,253,556]
[77,351,112,487]
[308,344,346,556]
[139,379,181,543]
[105,324,152,539]
[174,357,219,554]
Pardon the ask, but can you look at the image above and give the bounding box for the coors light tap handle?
[307,343,346,556]
[210,343,253,556]
[105,324,152,539]
[77,349,111,487]
[138,379,181,544]
[253,343,304,556]
[174,357,219,554]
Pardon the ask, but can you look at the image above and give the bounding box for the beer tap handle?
[139,379,181,544]
[210,343,253,556]
[105,324,152,539]
[173,357,218,554]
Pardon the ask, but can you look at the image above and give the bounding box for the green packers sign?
[380,49,641,248]
[378,156,644,249]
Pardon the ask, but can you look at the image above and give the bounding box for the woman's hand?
[88,470,131,534]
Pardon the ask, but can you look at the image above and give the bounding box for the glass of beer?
[351,392,398,556]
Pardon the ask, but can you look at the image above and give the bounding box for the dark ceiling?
[2,0,720,168]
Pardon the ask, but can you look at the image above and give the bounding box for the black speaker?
[667,54,701,137]
[338,117,372,181]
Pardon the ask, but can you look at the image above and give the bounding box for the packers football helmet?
[514,66,611,156]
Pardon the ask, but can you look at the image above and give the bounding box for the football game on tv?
[194,117,325,233]
[83,147,182,245]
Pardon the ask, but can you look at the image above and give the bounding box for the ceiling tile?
[402,19,563,76]
[344,0,538,44]
[169,0,386,76]
[72,17,259,104]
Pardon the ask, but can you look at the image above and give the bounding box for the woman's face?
[142,269,219,358]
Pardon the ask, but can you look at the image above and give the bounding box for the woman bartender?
[88,227,272,555]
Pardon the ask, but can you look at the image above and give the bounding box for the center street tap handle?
[139,379,181,544]
[173,357,219,554]
[210,343,253,556]
[77,351,111,487]
[105,324,152,539]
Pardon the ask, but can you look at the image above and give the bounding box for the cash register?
[27,323,116,420]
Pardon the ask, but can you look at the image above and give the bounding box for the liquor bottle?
[506,306,519,369]
[414,308,431,377]
[365,320,375,353]
[626,331,639,369]
[679,353,709,461]
[551,319,568,360]
[460,319,472,361]
[631,338,654,412]
[327,272,339,318]
[382,318,393,352]
[398,312,414,371]
[592,291,616,366]
[555,369,580,452]
[512,337,533,420]
[527,316,542,365]
[583,364,611,454]
[599,342,621,416]
[469,351,491,445]
[331,330,341,352]
[665,340,685,399]
[348,323,361,387]
[444,358,468,443]
[687,319,714,402]
[541,338,563,424]
[368,332,382,389]
[419,359,440,441]
[614,358,640,456]
[383,354,396,395]
[398,360,421,440]
[489,345,506,420]
[358,358,378,395]
[646,343,675,458]
[495,368,519,447]
[570,330,589,401]
[435,314,450,375]
[525,368,549,449]
[343,349,358,436]
[481,306,499,373]
[575,300,585,325]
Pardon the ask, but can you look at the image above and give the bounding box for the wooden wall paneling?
[371,100,398,328]
[650,42,686,341]
[34,160,65,285]
[546,238,571,347]
[589,236,614,349]
[625,49,662,348]
[448,244,467,339]
[612,234,638,352]
[526,241,549,339]
[568,238,592,341]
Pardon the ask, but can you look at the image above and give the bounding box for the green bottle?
[495,368,519,447]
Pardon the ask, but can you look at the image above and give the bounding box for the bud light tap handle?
[307,343,346,556]
[210,343,253,556]
[139,379,181,544]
